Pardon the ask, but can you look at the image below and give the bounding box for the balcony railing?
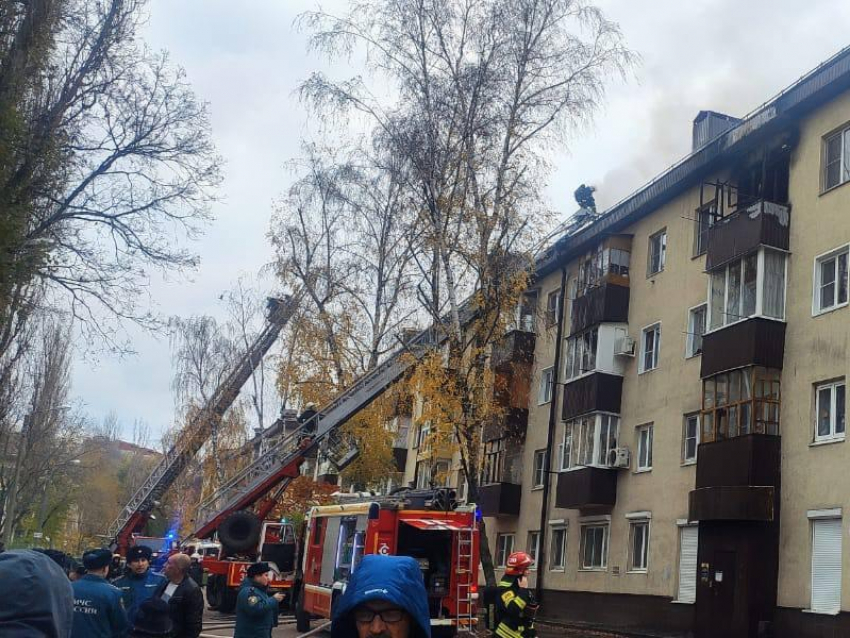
[491,330,535,371]
[570,282,630,335]
[700,318,786,378]
[555,466,617,510]
[562,372,623,421]
[705,200,790,271]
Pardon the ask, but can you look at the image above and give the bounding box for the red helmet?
[505,551,534,576]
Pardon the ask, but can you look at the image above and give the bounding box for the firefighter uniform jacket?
[71,574,130,638]
[234,578,279,638]
[495,578,535,638]
[113,568,167,625]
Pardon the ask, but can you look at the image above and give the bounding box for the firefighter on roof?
[495,551,538,638]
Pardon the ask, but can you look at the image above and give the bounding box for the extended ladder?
[106,296,298,549]
[455,526,477,634]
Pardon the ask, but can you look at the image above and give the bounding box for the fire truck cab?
[295,490,479,637]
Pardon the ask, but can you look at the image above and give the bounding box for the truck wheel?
[220,584,237,614]
[218,510,262,554]
[295,589,311,633]
[206,574,222,610]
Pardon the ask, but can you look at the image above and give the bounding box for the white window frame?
[812,245,850,316]
[693,202,717,256]
[640,323,661,373]
[579,523,609,571]
[495,533,515,568]
[538,367,554,404]
[564,327,599,381]
[549,526,568,571]
[822,124,850,192]
[545,290,562,327]
[807,511,843,614]
[527,531,541,570]
[532,449,547,489]
[682,413,700,465]
[814,380,846,443]
[636,423,653,472]
[686,304,707,358]
[626,513,651,573]
[648,228,667,276]
[561,413,620,471]
[706,248,788,331]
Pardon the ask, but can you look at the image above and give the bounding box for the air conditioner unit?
[614,336,635,357]
[607,447,631,469]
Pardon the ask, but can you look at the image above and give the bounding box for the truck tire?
[295,588,311,633]
[218,510,262,554]
[206,574,223,610]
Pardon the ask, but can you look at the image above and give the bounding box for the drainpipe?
[535,266,568,601]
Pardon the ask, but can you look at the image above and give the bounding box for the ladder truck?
[105,296,298,555]
[190,329,436,613]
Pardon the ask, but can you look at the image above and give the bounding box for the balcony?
[570,283,630,335]
[562,372,623,421]
[483,407,529,442]
[705,200,790,271]
[689,434,780,522]
[491,329,535,372]
[700,318,786,378]
[478,482,522,517]
[555,467,617,510]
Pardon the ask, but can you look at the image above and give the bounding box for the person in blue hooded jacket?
[0,549,75,638]
[331,555,431,638]
[71,547,130,638]
[113,545,167,626]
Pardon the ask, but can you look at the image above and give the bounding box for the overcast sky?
[70,0,850,444]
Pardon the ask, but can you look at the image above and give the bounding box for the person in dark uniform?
[108,554,124,580]
[297,402,319,443]
[234,562,284,638]
[71,547,129,638]
[495,552,538,638]
[113,545,167,626]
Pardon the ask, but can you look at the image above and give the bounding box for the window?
[609,248,631,278]
[527,531,540,569]
[648,229,667,275]
[538,367,554,404]
[815,380,846,442]
[549,527,567,571]
[415,460,431,489]
[701,367,781,443]
[636,424,653,471]
[686,305,707,358]
[640,323,661,373]
[532,449,547,488]
[561,414,619,470]
[416,422,431,449]
[810,515,842,613]
[693,202,717,256]
[814,247,849,314]
[682,414,699,464]
[481,439,506,485]
[496,534,515,568]
[564,328,598,380]
[708,248,787,330]
[580,524,608,570]
[823,125,850,191]
[628,519,650,572]
[432,460,450,487]
[545,290,562,326]
[676,525,699,604]
[577,246,632,295]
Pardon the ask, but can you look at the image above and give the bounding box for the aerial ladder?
[106,296,299,553]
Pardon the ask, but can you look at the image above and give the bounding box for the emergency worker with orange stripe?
[495,551,538,638]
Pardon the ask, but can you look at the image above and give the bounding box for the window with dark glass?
[815,380,846,442]
[648,229,667,276]
[682,414,699,463]
[545,290,562,326]
[701,367,781,443]
[580,524,608,570]
[823,126,850,191]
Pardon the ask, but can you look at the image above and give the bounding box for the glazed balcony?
[570,282,630,335]
[705,200,790,271]
[555,467,617,510]
[479,446,522,517]
[689,434,780,522]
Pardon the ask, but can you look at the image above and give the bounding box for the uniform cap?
[127,545,153,562]
[82,548,113,570]
[247,561,271,577]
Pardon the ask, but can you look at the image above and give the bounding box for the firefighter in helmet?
[495,551,538,638]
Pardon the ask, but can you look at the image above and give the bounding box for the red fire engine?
[295,489,479,637]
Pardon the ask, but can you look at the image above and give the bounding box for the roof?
[535,44,850,279]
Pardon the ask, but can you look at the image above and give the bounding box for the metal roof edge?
[534,44,850,279]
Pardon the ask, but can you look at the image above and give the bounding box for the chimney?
[693,110,741,151]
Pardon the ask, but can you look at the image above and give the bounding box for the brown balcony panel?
[700,318,786,378]
[393,448,408,473]
[705,200,790,271]
[689,486,775,521]
[491,330,536,371]
[555,467,617,510]
[483,408,529,442]
[696,434,781,489]
[478,482,522,517]
[570,283,630,335]
[562,373,623,421]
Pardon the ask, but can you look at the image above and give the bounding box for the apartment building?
[470,47,850,638]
